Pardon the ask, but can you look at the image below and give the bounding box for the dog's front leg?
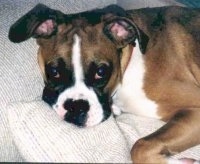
[131,109,200,163]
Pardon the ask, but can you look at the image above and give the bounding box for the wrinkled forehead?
[39,20,118,63]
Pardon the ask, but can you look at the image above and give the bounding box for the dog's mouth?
[53,99,106,127]
[55,98,112,127]
[54,99,89,127]
[43,86,112,127]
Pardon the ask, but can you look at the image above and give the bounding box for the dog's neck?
[121,44,135,75]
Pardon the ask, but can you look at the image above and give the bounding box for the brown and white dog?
[9,4,200,163]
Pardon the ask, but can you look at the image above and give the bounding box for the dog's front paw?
[131,139,167,163]
[179,158,200,164]
[167,158,200,164]
[131,139,199,164]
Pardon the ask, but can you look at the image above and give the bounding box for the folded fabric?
[7,101,131,163]
[7,101,200,162]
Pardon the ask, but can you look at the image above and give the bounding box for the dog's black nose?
[64,99,90,113]
[63,99,90,126]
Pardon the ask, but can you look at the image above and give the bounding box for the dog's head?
[9,4,149,127]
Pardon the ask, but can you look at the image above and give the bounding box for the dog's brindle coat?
[9,4,200,163]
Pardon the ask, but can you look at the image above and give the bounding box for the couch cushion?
[7,101,131,162]
[7,101,200,162]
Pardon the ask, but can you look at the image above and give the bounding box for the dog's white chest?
[113,41,160,119]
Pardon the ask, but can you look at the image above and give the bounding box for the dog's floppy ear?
[9,3,65,43]
[103,17,149,54]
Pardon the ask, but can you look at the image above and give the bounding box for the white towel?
[7,101,200,162]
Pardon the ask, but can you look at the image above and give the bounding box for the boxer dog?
[9,4,200,163]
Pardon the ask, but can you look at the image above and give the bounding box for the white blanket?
[7,101,200,162]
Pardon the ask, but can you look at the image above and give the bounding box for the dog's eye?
[95,64,109,80]
[86,62,112,88]
[47,66,60,79]
[51,67,60,78]
[50,67,60,78]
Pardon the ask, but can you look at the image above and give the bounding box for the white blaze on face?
[53,34,104,127]
[72,34,84,84]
